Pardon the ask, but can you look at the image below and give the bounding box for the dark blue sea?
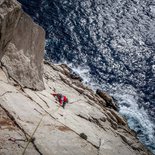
[18,0,155,154]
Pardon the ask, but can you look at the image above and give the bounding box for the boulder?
[96,89,118,111]
[1,10,45,90]
[109,109,126,126]
[0,0,21,59]
[60,64,83,82]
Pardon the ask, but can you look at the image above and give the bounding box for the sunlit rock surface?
[0,0,154,154]
[0,0,45,91]
[0,62,153,155]
[16,1,155,152]
[0,0,21,59]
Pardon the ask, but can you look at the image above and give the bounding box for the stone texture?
[109,109,127,126]
[96,89,118,111]
[0,0,21,59]
[0,63,153,155]
[0,76,98,155]
[1,1,45,90]
[0,106,39,155]
[0,1,153,154]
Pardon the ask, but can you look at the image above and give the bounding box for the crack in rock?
[35,93,50,108]
[77,114,107,131]
[0,91,14,97]
[98,138,102,155]
[0,104,43,155]
[22,90,100,150]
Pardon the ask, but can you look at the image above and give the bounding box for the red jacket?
[52,93,68,106]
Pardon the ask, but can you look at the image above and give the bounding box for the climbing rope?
[22,105,60,155]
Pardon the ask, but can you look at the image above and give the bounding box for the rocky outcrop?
[96,89,118,111]
[0,1,153,155]
[0,0,45,90]
[0,62,153,155]
[0,0,21,59]
[0,106,39,154]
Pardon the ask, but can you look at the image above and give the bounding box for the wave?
[112,86,155,153]
[69,63,155,154]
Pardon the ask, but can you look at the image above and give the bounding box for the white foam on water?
[65,62,97,88]
[112,86,155,154]
[71,66,155,153]
[116,94,154,135]
[60,63,155,154]
[69,65,91,84]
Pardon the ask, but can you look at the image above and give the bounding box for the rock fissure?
[44,72,56,82]
[23,90,100,150]
[31,142,43,155]
[21,90,46,113]
[0,104,43,155]
[34,108,44,116]
[117,125,136,136]
[77,114,106,131]
[1,61,23,88]
[0,104,28,140]
[34,93,50,108]
[91,117,107,131]
[98,138,102,155]
[0,91,14,97]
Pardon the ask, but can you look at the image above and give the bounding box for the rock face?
[0,0,21,59]
[96,89,118,111]
[0,106,38,154]
[0,1,153,155]
[0,62,153,155]
[0,0,45,90]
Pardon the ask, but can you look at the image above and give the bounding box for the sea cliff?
[0,0,153,155]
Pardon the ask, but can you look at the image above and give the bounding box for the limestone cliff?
[0,0,21,59]
[0,0,154,155]
[0,0,45,91]
[0,62,153,155]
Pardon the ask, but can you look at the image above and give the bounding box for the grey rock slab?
[0,65,151,155]
[1,10,45,90]
[0,80,98,155]
[0,68,8,83]
[0,94,98,155]
[0,0,21,59]
[24,84,106,149]
[0,107,39,155]
[99,137,136,155]
[33,116,98,155]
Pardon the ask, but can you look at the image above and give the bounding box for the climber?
[51,93,68,109]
